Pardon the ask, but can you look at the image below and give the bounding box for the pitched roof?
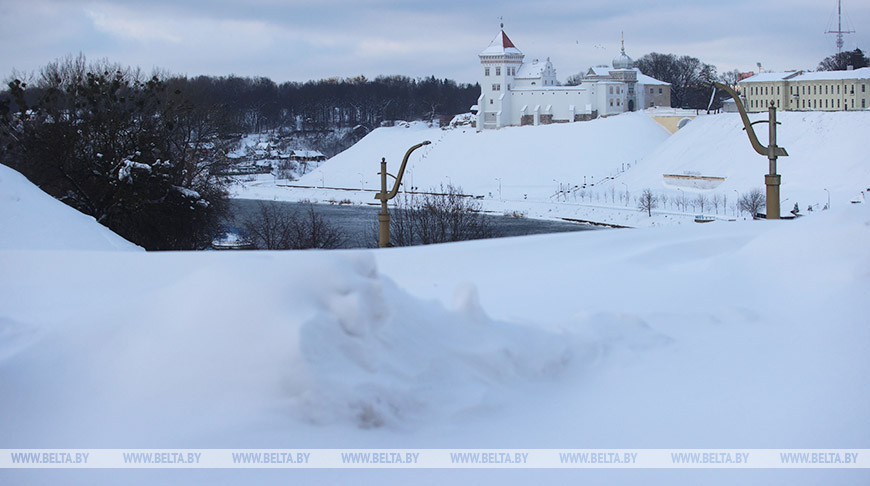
[793,67,870,81]
[740,72,801,83]
[516,59,548,79]
[480,30,523,57]
[634,69,670,86]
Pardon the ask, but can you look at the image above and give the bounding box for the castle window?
[659,88,663,94]
[650,88,653,94]
[496,67,501,76]
[485,67,490,76]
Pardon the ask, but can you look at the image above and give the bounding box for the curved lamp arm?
[714,82,767,156]
[374,140,431,201]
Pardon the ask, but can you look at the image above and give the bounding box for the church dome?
[612,37,634,69]
[613,52,633,70]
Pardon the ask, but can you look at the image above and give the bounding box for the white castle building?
[475,27,671,130]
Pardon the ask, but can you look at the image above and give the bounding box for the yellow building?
[739,67,870,112]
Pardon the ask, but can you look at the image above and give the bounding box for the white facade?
[476,29,671,129]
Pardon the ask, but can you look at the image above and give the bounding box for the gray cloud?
[1,0,867,84]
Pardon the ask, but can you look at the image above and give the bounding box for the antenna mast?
[825,0,855,53]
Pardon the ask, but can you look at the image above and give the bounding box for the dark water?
[224,199,598,248]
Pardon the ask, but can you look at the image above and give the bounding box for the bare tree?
[738,188,766,218]
[242,201,294,249]
[243,201,345,249]
[638,188,658,217]
[674,193,689,212]
[288,205,346,249]
[818,48,869,71]
[386,184,496,246]
[711,193,721,214]
[695,194,708,214]
[563,72,584,86]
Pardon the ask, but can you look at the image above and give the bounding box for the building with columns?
[476,27,671,130]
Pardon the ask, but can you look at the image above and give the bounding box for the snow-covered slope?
[0,164,140,251]
[239,113,671,201]
[619,111,870,206]
[235,110,870,227]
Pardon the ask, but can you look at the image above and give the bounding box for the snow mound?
[0,164,140,251]
[0,249,671,444]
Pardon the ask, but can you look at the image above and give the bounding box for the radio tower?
[825,0,855,53]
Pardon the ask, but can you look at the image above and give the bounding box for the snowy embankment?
[2,163,869,484]
[234,110,870,227]
[0,164,140,251]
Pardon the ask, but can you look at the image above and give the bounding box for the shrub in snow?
[0,54,230,249]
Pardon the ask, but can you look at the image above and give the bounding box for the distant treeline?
[167,74,481,132]
[1,68,480,134]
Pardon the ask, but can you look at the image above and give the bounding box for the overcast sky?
[1,0,868,85]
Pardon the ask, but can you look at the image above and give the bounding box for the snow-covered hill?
[235,110,870,227]
[620,111,870,208]
[0,164,140,251]
[301,113,670,199]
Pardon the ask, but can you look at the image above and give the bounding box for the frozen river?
[226,199,599,248]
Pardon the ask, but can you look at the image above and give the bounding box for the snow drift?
[0,164,140,251]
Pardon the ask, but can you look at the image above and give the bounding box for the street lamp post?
[495,177,502,200]
[824,188,830,209]
[715,82,789,220]
[374,141,431,248]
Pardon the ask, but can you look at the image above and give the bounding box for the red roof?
[501,31,516,49]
